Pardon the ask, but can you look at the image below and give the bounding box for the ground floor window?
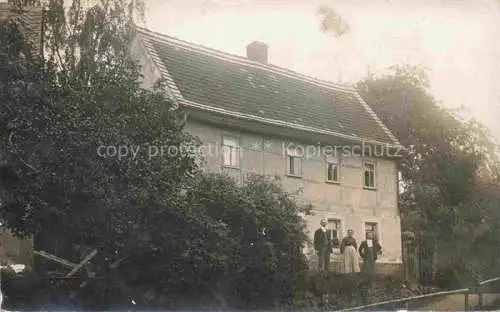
[328,218,341,248]
[365,221,379,240]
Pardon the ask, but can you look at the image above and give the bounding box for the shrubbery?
[0,6,313,309]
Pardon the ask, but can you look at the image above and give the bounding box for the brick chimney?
[246,41,268,64]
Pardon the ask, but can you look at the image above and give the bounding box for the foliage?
[43,0,145,88]
[1,5,200,305]
[357,64,500,286]
[290,272,409,310]
[114,173,311,309]
[0,1,312,309]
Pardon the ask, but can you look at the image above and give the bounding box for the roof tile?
[136,27,401,147]
[0,4,43,54]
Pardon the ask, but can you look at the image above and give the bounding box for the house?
[131,26,406,274]
[0,1,43,55]
[0,0,42,268]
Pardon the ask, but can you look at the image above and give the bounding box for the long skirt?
[343,245,360,273]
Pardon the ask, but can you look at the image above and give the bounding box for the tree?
[114,173,311,309]
[43,0,145,88]
[1,1,311,309]
[1,1,198,306]
[357,64,500,286]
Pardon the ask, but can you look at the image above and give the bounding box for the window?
[326,158,340,183]
[328,219,341,240]
[286,147,302,177]
[328,219,342,248]
[365,222,378,240]
[363,161,376,188]
[222,136,240,168]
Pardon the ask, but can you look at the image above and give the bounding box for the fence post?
[464,291,469,311]
[478,290,483,310]
[0,266,3,310]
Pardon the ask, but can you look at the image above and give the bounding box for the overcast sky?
[140,0,500,140]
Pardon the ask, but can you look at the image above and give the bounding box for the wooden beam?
[34,250,77,268]
[65,249,97,278]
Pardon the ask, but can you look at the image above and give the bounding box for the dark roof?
[136,26,402,147]
[0,4,43,54]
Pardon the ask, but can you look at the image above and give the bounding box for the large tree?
[1,2,199,304]
[357,65,500,286]
[0,1,311,309]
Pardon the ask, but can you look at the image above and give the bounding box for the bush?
[103,173,312,309]
[288,271,407,309]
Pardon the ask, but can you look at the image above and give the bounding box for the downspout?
[397,158,406,281]
[396,159,401,215]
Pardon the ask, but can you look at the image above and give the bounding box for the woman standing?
[340,229,360,274]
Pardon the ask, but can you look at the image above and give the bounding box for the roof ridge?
[135,25,357,93]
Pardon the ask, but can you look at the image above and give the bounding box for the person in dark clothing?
[359,231,382,276]
[313,219,334,271]
[359,231,382,303]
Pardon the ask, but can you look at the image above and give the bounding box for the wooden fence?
[337,276,500,311]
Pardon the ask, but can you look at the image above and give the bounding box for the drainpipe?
[396,160,406,282]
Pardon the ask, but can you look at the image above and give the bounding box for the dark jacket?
[340,236,357,254]
[313,228,335,252]
[359,240,382,260]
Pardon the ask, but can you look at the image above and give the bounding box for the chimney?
[246,41,268,64]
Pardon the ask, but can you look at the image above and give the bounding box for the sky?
[140,0,500,140]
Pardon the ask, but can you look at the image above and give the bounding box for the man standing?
[359,231,382,277]
[359,231,382,303]
[313,218,333,271]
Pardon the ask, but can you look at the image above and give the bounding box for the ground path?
[417,293,500,310]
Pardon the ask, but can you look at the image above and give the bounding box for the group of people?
[313,219,382,275]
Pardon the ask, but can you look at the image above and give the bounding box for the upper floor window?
[222,136,240,168]
[363,160,376,189]
[326,157,340,183]
[286,147,302,177]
